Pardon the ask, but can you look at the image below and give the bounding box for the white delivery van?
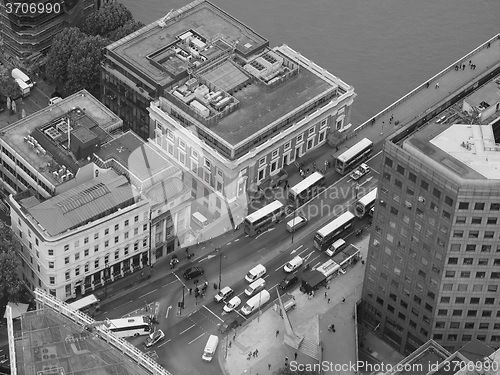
[286,216,308,233]
[241,290,270,316]
[325,238,346,257]
[201,334,219,362]
[192,212,208,228]
[11,68,33,88]
[245,264,266,283]
[15,78,30,97]
[245,278,266,297]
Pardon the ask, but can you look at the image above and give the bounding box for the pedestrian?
[252,351,256,358]
[285,356,289,366]
[342,297,346,303]
[435,82,439,89]
[255,349,259,357]
[189,288,192,295]
[233,333,236,340]
[324,292,328,298]
[228,341,232,348]
[276,329,280,337]
[247,352,252,360]
[328,298,331,304]
[268,364,271,370]
[294,352,298,360]
[426,82,430,88]
[469,60,472,65]
[462,64,466,70]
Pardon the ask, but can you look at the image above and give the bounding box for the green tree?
[0,222,24,304]
[45,27,86,85]
[106,19,145,42]
[0,76,22,100]
[80,0,133,37]
[64,35,109,97]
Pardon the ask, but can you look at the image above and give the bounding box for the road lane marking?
[189,332,206,344]
[290,245,303,254]
[158,339,171,348]
[165,305,172,318]
[162,279,178,288]
[139,289,158,298]
[180,324,196,335]
[116,300,133,309]
[203,305,224,322]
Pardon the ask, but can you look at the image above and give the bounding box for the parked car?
[144,329,165,348]
[349,163,370,180]
[223,296,241,313]
[279,275,299,290]
[218,317,241,334]
[183,267,204,280]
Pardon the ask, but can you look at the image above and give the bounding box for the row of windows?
[439,295,498,304]
[433,333,500,342]
[442,283,499,292]
[447,257,500,266]
[435,321,500,330]
[452,229,498,239]
[449,243,500,252]
[444,270,500,278]
[437,308,500,317]
[62,217,147,252]
[455,216,498,225]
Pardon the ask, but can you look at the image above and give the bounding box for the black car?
[218,317,241,334]
[279,275,299,289]
[183,267,204,280]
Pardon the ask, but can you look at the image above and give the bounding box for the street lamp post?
[218,251,222,290]
[291,200,297,244]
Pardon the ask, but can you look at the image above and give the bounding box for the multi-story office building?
[1,91,190,300]
[362,73,500,353]
[9,169,151,301]
[0,0,98,67]
[102,0,355,225]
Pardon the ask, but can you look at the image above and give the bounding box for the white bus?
[355,188,378,218]
[288,172,325,206]
[106,316,151,338]
[244,200,285,236]
[314,211,355,251]
[68,294,101,317]
[335,138,373,175]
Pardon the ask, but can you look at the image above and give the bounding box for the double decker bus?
[335,138,373,175]
[106,316,151,338]
[68,294,101,317]
[244,200,285,236]
[355,188,378,218]
[314,211,355,251]
[288,172,325,206]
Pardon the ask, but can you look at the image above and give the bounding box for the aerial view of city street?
[2,1,500,375]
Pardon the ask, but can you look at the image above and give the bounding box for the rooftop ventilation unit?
[44,127,61,140]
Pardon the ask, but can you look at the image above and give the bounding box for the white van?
[192,212,208,228]
[283,255,304,273]
[286,216,308,233]
[245,278,266,296]
[11,68,33,88]
[15,78,30,97]
[326,238,346,257]
[201,334,219,362]
[245,264,266,283]
[241,290,270,316]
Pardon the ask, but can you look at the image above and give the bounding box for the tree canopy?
[0,221,24,304]
[44,1,143,97]
[0,76,22,101]
[80,0,134,38]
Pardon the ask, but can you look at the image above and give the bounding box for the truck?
[11,68,34,88]
[241,290,270,316]
[15,78,30,97]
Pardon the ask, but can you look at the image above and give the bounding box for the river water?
[120,0,500,126]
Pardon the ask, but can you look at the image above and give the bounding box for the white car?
[350,163,370,180]
[223,296,241,313]
[283,255,304,273]
[144,329,165,348]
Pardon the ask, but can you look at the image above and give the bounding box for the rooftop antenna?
[157,9,174,28]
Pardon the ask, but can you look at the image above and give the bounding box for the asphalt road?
[95,152,382,374]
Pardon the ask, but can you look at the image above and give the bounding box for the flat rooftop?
[107,0,269,86]
[0,90,121,186]
[95,131,179,189]
[404,122,500,180]
[18,170,139,236]
[14,308,152,375]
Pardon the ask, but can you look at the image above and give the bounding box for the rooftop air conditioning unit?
[61,175,67,182]
[53,171,59,178]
